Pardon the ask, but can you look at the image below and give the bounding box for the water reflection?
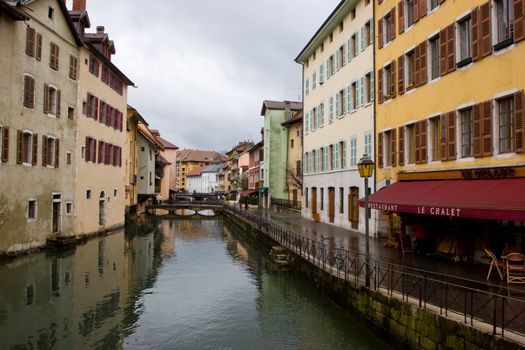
[0,218,389,350]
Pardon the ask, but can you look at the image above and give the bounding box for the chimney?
[96,26,105,34]
[72,0,86,11]
[284,100,291,120]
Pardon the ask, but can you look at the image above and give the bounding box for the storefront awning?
[240,189,258,196]
[360,179,525,221]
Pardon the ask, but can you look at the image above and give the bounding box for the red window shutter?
[440,114,448,161]
[113,146,118,166]
[378,68,384,104]
[391,8,397,40]
[447,112,456,160]
[36,34,42,61]
[1,127,8,162]
[472,104,482,157]
[93,138,97,163]
[440,28,447,76]
[17,130,23,164]
[106,143,110,165]
[87,94,92,118]
[119,112,123,132]
[418,42,427,85]
[419,0,426,19]
[378,18,384,49]
[515,91,525,153]
[43,84,49,114]
[419,119,428,163]
[397,55,404,95]
[42,135,48,166]
[85,137,89,162]
[481,100,493,156]
[32,134,38,166]
[378,132,384,168]
[446,24,455,74]
[98,141,104,163]
[56,90,61,117]
[55,139,59,168]
[398,126,405,166]
[514,0,525,42]
[415,122,421,164]
[414,45,420,88]
[414,0,420,23]
[472,7,480,61]
[398,1,404,34]
[390,128,397,166]
[480,2,492,58]
[94,97,99,121]
[25,27,35,57]
[119,147,122,167]
[390,59,396,98]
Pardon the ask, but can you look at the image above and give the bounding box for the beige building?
[153,131,178,199]
[296,0,376,233]
[0,0,81,254]
[69,0,133,236]
[281,111,303,207]
[125,105,143,212]
[175,149,226,192]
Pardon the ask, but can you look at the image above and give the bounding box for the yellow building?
[281,111,303,207]
[125,106,143,211]
[175,149,226,192]
[373,0,525,260]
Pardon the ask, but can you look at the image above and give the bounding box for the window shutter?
[415,122,421,163]
[515,91,525,153]
[32,134,38,166]
[446,24,455,74]
[86,94,92,118]
[43,84,49,114]
[390,60,396,98]
[419,42,427,85]
[17,130,23,164]
[36,34,42,61]
[25,27,35,57]
[378,18,384,49]
[24,76,34,108]
[93,139,97,163]
[481,100,493,156]
[472,104,482,157]
[360,77,365,106]
[85,137,89,162]
[378,132,384,168]
[335,51,340,70]
[343,88,348,113]
[514,0,525,42]
[370,19,374,45]
[480,2,492,58]
[55,139,59,168]
[1,127,8,162]
[391,8,397,40]
[419,0,426,18]
[360,26,365,52]
[472,7,480,61]
[56,89,61,117]
[378,69,383,104]
[440,114,448,161]
[414,0,420,23]
[414,45,420,87]
[397,55,404,95]
[398,126,405,166]
[420,119,428,163]
[42,135,48,166]
[119,112,123,132]
[114,146,118,166]
[106,143,110,165]
[447,112,456,160]
[391,128,397,166]
[98,141,104,163]
[371,72,375,102]
[94,97,99,121]
[336,93,340,117]
[440,28,448,76]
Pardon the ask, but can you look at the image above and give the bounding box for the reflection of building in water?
[236,241,249,262]
[159,220,176,257]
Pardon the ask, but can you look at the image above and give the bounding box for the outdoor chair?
[505,252,525,284]
[484,248,504,281]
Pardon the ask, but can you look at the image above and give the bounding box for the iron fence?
[270,197,301,210]
[224,204,525,340]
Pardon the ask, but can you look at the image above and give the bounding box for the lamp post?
[357,154,374,288]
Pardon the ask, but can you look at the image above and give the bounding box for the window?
[351,33,357,57]
[48,7,54,19]
[27,200,37,221]
[66,151,71,165]
[320,188,324,210]
[66,202,73,215]
[36,34,42,61]
[384,12,392,44]
[44,84,61,117]
[406,124,415,164]
[406,0,415,28]
[429,0,439,11]
[338,46,345,68]
[336,90,344,116]
[305,79,309,96]
[87,94,98,119]
[89,56,100,77]
[85,137,97,162]
[365,0,370,5]
[339,141,346,169]
[68,107,75,120]
[339,22,344,32]
[290,139,294,149]
[458,16,472,62]
[305,188,309,208]
[349,187,359,229]
[429,36,440,80]
[365,21,371,47]
[430,116,441,161]
[351,8,356,20]
[0,126,6,163]
[329,96,334,122]
[42,136,59,167]
[460,109,473,157]
[327,55,334,78]
[495,0,513,43]
[114,189,118,197]
[339,188,344,214]
[319,64,325,84]
[351,81,357,110]
[25,27,36,57]
[69,55,78,80]
[498,96,514,153]
[406,50,415,88]
[364,132,372,157]
[102,67,110,85]
[17,131,36,165]
[49,42,59,70]
[365,73,373,103]
[383,64,392,98]
[385,130,395,166]
[312,73,316,90]
[350,137,357,167]
[23,75,35,109]
[329,32,333,43]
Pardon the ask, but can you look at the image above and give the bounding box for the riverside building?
[295,0,376,233]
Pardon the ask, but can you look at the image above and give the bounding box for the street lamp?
[357,154,374,288]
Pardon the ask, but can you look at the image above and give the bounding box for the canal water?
[0,218,390,350]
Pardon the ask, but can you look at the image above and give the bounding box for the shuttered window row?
[49,42,59,71]
[85,93,124,132]
[41,136,60,168]
[97,140,123,167]
[25,26,44,61]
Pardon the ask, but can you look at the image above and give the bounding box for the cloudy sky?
[76,0,340,152]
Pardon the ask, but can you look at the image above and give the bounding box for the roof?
[157,136,178,150]
[0,0,27,20]
[248,141,264,153]
[202,164,222,173]
[83,40,134,86]
[261,100,302,116]
[177,149,227,163]
[295,0,356,63]
[138,123,164,150]
[156,154,171,166]
[186,165,206,177]
[282,110,303,127]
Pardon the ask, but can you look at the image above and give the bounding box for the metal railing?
[224,204,525,340]
[270,197,302,210]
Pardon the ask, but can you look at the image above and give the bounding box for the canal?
[0,218,390,349]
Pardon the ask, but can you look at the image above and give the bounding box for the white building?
[295,0,377,235]
[186,164,221,193]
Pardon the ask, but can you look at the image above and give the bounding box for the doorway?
[99,191,106,225]
[311,187,317,216]
[52,194,61,234]
[328,187,335,223]
[292,190,298,208]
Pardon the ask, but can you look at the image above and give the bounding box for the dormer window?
[48,7,54,19]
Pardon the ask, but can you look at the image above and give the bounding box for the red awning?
[360,179,525,221]
[240,189,258,196]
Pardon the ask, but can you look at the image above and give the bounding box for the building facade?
[137,123,162,199]
[0,0,80,254]
[282,111,304,207]
[372,0,525,260]
[174,149,226,192]
[125,105,142,212]
[248,141,263,190]
[296,0,375,233]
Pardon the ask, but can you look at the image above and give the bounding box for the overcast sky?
[74,0,340,152]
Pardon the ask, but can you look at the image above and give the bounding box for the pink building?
[248,141,263,190]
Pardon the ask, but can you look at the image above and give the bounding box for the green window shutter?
[343,141,347,168]
[347,39,352,61]
[334,52,339,71]
[343,89,348,114]
[370,19,374,44]
[320,103,325,126]
[361,26,365,52]
[310,111,314,131]
[329,96,334,122]
[360,77,365,106]
[356,80,360,107]
[305,79,309,96]
[355,32,360,55]
[370,72,375,102]
[343,43,347,64]
[319,64,324,84]
[336,94,340,116]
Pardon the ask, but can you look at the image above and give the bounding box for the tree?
[287,166,302,192]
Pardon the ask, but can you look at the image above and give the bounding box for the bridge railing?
[223,204,525,340]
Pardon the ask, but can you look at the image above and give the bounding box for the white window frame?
[456,14,472,63]
[22,129,33,166]
[427,34,441,82]
[65,201,73,216]
[46,135,56,168]
[27,198,37,222]
[492,0,514,45]
[46,84,59,117]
